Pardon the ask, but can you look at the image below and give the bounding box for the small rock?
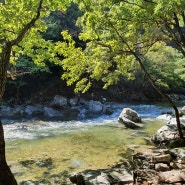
[155,163,170,171]
[96,172,110,184]
[109,170,133,184]
[158,170,185,183]
[151,154,172,164]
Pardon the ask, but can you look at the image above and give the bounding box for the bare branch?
[2,29,17,34]
[94,41,112,50]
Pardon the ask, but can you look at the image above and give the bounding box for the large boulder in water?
[44,107,63,117]
[152,116,185,148]
[50,95,68,108]
[152,125,178,144]
[24,105,43,115]
[88,100,104,113]
[82,100,112,118]
[180,106,185,116]
[118,108,142,129]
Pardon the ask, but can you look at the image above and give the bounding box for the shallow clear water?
[4,103,172,183]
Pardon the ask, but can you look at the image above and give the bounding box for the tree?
[57,0,185,141]
[0,0,71,184]
[145,42,185,92]
[42,2,82,42]
[6,55,51,103]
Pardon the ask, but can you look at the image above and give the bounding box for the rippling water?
[4,103,174,183]
[4,103,172,140]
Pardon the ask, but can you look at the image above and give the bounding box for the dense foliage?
[56,0,185,96]
[5,0,185,102]
[4,2,82,102]
[1,0,185,183]
[0,1,72,184]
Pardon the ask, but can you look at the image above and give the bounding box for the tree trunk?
[107,18,184,141]
[0,42,18,185]
[0,123,17,185]
[134,53,184,140]
[0,2,44,183]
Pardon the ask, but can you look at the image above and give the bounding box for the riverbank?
[5,117,165,184]
[2,101,183,184]
[69,147,185,184]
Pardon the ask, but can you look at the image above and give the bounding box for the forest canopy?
[3,0,185,100]
[1,1,185,184]
[54,0,185,94]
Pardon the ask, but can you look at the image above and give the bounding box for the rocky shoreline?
[3,94,185,184]
[68,106,185,185]
[0,95,112,123]
[69,147,185,185]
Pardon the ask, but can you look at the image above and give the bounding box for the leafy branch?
[10,0,43,46]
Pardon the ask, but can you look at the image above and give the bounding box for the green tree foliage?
[4,2,83,103]
[145,42,185,91]
[0,0,71,69]
[57,0,185,140]
[42,2,82,42]
[0,0,71,184]
[14,56,50,74]
[59,0,185,93]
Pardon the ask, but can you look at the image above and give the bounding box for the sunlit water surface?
[4,103,174,183]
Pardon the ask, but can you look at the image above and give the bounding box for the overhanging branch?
[10,0,43,46]
[107,17,184,140]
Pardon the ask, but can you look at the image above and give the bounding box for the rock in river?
[118,108,142,129]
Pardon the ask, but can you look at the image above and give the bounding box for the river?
[3,102,175,184]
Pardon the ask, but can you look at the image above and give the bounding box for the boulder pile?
[0,95,112,122]
[69,147,185,185]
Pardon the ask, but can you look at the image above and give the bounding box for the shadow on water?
[4,102,171,183]
[18,158,71,184]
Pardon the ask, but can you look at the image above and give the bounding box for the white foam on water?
[3,103,173,140]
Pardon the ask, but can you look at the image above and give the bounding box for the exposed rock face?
[134,148,185,184]
[118,108,142,129]
[43,107,62,117]
[152,125,179,144]
[24,105,43,115]
[69,148,185,185]
[180,106,185,115]
[88,100,104,113]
